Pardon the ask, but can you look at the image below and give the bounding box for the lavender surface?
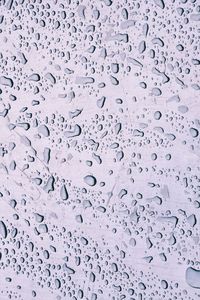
[0,0,200,299]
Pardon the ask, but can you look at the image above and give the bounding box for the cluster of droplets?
[0,0,200,299]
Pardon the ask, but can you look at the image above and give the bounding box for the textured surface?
[0,0,200,299]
